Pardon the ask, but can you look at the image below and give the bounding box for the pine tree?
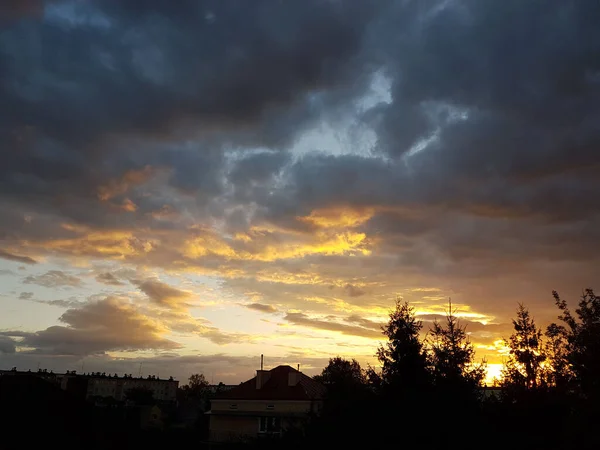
[502,304,548,390]
[376,299,429,392]
[428,299,486,391]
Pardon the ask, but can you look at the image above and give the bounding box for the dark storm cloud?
[244,303,278,314]
[0,0,378,207]
[0,250,37,265]
[229,151,291,203]
[250,0,600,242]
[0,0,43,20]
[23,270,83,288]
[372,0,600,211]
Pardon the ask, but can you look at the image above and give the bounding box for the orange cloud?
[28,224,155,259]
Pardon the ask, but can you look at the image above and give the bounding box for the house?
[207,365,326,442]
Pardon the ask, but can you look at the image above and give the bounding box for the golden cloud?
[184,230,372,262]
[25,224,157,259]
[297,206,375,229]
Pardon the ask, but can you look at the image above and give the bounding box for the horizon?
[0,1,598,388]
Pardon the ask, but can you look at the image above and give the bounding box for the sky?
[1,0,599,385]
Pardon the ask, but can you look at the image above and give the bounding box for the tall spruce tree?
[502,304,548,391]
[376,299,429,392]
[428,299,486,391]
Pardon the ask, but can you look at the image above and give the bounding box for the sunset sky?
[1,1,599,384]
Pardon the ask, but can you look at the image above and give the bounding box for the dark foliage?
[428,299,486,392]
[376,299,430,393]
[501,303,549,393]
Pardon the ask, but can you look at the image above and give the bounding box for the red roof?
[216,365,325,401]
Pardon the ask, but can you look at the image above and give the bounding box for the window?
[266,404,274,410]
[259,417,281,433]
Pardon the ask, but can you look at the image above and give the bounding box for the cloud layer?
[1,0,599,378]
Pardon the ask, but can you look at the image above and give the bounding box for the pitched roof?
[216,365,326,401]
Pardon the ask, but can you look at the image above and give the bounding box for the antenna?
[260,354,264,371]
[138,363,143,378]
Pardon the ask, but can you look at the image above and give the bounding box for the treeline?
[291,289,600,450]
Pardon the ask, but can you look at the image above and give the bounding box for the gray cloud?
[134,278,192,309]
[95,272,126,286]
[0,336,16,354]
[0,0,379,230]
[23,270,83,288]
[0,0,43,20]
[1,296,180,355]
[37,298,86,309]
[344,284,366,298]
[346,314,384,331]
[18,292,34,300]
[0,249,37,265]
[284,312,383,340]
[244,303,278,314]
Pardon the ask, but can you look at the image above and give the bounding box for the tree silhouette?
[502,304,548,391]
[549,289,600,399]
[311,356,370,439]
[313,357,366,389]
[313,357,369,417]
[180,373,209,402]
[376,299,429,393]
[188,373,209,390]
[428,299,486,391]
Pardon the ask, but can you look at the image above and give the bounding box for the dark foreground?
[1,373,599,450]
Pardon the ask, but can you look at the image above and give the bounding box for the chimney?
[256,355,270,389]
[288,366,302,387]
